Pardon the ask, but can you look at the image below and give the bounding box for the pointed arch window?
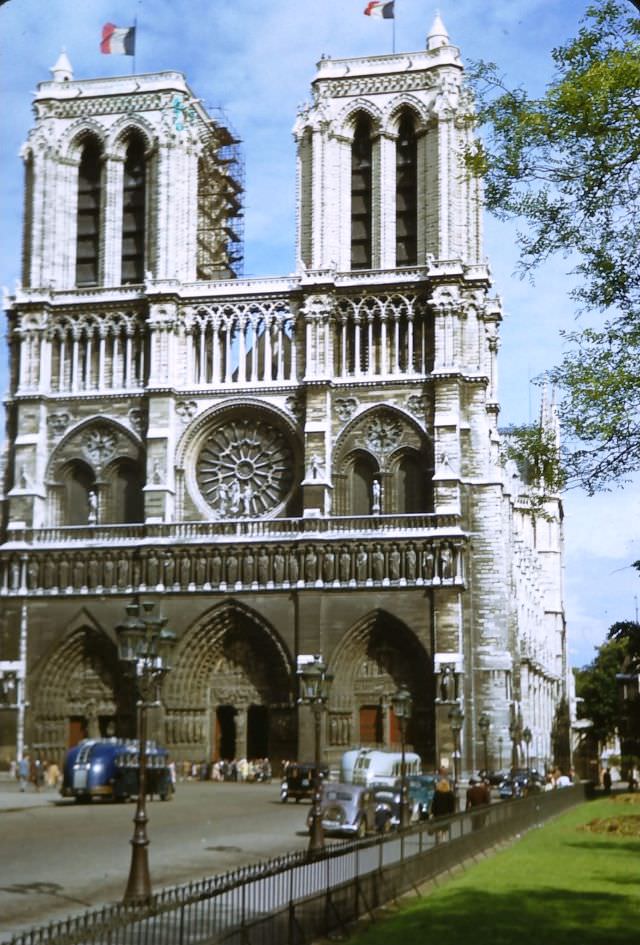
[351,116,373,270]
[76,140,102,286]
[121,135,146,284]
[396,113,417,266]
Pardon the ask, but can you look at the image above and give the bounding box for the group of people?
[13,755,61,792]
[176,758,273,783]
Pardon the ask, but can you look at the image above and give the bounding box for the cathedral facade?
[0,18,567,776]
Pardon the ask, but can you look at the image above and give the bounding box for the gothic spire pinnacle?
[50,49,73,83]
[427,11,450,51]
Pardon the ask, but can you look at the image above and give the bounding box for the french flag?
[101,23,136,56]
[364,1,395,18]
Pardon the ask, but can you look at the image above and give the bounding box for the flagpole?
[392,2,396,54]
[132,16,137,74]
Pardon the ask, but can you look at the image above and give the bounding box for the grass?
[346,797,640,945]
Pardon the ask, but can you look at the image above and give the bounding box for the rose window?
[196,417,295,518]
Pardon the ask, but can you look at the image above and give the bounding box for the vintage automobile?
[61,738,173,803]
[280,762,329,803]
[308,781,391,838]
[498,768,543,800]
[406,773,438,820]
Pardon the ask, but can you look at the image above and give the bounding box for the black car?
[498,768,543,799]
[280,762,329,803]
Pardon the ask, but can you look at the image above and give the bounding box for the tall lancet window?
[76,140,102,286]
[351,116,373,270]
[121,134,146,284]
[396,113,417,266]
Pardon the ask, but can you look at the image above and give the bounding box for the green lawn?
[347,797,640,945]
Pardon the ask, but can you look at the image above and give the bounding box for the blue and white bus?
[61,738,173,802]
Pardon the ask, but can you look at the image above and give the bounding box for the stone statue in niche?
[371,478,381,514]
[439,664,455,702]
[356,546,368,582]
[389,545,401,581]
[241,484,253,516]
[195,552,208,586]
[422,545,435,581]
[372,544,384,582]
[87,490,97,525]
[26,558,39,590]
[211,551,223,585]
[304,547,318,582]
[273,549,285,584]
[440,544,454,580]
[147,551,159,587]
[339,547,351,583]
[257,548,269,584]
[288,549,299,583]
[103,553,114,588]
[322,547,335,583]
[405,544,417,581]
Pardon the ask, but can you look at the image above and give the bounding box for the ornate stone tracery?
[195,416,296,519]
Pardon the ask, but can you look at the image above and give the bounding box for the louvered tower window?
[351,116,373,270]
[396,113,417,266]
[121,135,146,284]
[76,141,102,286]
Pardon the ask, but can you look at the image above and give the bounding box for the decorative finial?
[50,49,73,83]
[427,11,450,51]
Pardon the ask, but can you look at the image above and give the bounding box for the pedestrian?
[465,777,491,830]
[430,777,455,842]
[602,767,612,795]
[17,755,30,792]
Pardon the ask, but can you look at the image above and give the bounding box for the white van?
[343,748,422,787]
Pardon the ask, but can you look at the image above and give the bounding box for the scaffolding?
[196,105,245,280]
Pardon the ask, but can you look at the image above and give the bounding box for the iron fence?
[3,784,586,945]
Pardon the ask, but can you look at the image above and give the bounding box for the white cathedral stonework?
[0,19,568,775]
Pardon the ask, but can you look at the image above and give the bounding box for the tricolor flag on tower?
[364,1,395,18]
[100,22,136,55]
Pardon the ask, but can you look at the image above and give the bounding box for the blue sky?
[1,0,638,667]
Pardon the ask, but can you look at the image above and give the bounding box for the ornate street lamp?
[391,685,413,830]
[297,657,333,856]
[478,713,491,774]
[448,704,465,808]
[115,599,176,904]
[522,726,532,770]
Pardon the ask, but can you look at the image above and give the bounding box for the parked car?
[479,769,509,787]
[280,762,328,803]
[407,773,438,820]
[498,768,543,799]
[308,782,390,837]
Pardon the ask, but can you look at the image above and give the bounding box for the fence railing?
[3,785,586,945]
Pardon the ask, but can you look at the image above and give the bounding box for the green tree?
[466,1,640,492]
[575,637,628,748]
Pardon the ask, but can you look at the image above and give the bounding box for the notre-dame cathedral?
[0,16,567,776]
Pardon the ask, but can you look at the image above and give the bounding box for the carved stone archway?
[327,610,434,765]
[164,602,296,766]
[29,621,130,764]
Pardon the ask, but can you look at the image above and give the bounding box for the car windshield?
[325,790,354,802]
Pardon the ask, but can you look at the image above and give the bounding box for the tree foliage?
[502,421,565,494]
[575,620,640,747]
[466,1,640,492]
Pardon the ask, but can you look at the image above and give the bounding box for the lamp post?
[391,686,413,830]
[509,716,521,769]
[115,598,176,904]
[498,736,504,771]
[478,713,490,774]
[522,726,532,770]
[448,704,464,809]
[297,657,333,856]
